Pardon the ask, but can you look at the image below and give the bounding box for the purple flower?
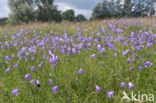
[40,88,43,92]
[131,32,135,37]
[123,41,128,46]
[72,48,77,54]
[139,66,144,71]
[127,58,131,63]
[123,49,130,56]
[49,57,57,65]
[78,50,81,54]
[67,52,71,56]
[109,23,113,29]
[146,42,152,48]
[12,89,19,96]
[96,86,102,92]
[120,82,126,88]
[42,55,46,59]
[77,45,82,50]
[31,66,35,71]
[107,91,114,98]
[22,47,27,51]
[4,56,10,61]
[78,68,84,74]
[68,47,71,52]
[130,67,134,72]
[114,53,117,57]
[49,79,54,84]
[39,62,44,68]
[97,32,101,36]
[106,42,114,49]
[51,86,59,93]
[6,68,10,72]
[36,80,40,87]
[60,49,65,54]
[30,79,36,85]
[143,61,153,68]
[25,74,32,80]
[99,48,105,53]
[97,44,101,50]
[14,64,18,68]
[77,27,82,31]
[49,73,53,76]
[91,54,96,58]
[128,82,134,89]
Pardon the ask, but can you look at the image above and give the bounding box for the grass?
[0,17,156,103]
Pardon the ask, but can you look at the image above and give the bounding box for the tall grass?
[0,17,156,103]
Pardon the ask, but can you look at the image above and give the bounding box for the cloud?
[55,2,92,18]
[0,0,10,18]
[54,0,102,18]
[0,0,102,18]
[55,0,101,10]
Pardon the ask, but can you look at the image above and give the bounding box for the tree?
[0,18,8,25]
[61,9,75,21]
[92,0,113,19]
[36,0,62,22]
[8,0,62,24]
[8,0,35,24]
[92,0,155,19]
[131,0,155,17]
[92,3,103,19]
[76,14,87,22]
[123,0,133,17]
[114,0,123,18]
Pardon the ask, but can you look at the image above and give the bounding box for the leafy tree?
[123,0,133,17]
[131,0,155,17]
[101,0,112,18]
[114,0,123,18]
[92,0,155,19]
[92,3,103,19]
[92,0,114,19]
[35,0,62,22]
[61,9,75,21]
[143,0,155,16]
[8,0,62,24]
[0,18,8,25]
[76,14,87,22]
[8,0,35,24]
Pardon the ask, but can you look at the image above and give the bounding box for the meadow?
[0,18,156,103]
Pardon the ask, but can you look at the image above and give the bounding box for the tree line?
[0,0,155,25]
[92,0,155,19]
[0,0,87,25]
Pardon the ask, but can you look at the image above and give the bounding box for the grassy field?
[0,17,156,103]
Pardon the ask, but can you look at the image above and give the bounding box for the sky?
[0,0,102,19]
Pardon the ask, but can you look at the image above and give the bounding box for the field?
[0,18,156,103]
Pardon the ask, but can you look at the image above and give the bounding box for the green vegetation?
[61,9,75,22]
[0,0,155,25]
[92,0,155,19]
[0,18,156,103]
[0,18,8,25]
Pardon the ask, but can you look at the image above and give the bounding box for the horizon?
[0,0,102,19]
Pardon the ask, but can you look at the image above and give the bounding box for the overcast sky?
[0,0,102,18]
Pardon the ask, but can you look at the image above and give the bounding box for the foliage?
[0,18,8,25]
[0,18,156,103]
[8,0,61,24]
[36,0,62,22]
[8,0,35,24]
[61,9,75,22]
[76,14,87,22]
[92,0,155,19]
